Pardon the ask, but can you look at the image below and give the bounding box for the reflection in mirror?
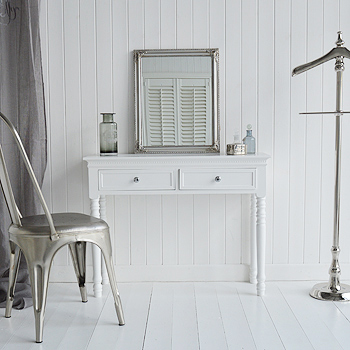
[134,49,219,153]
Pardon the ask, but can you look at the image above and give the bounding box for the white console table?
[84,153,269,297]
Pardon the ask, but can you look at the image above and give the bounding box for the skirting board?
[49,263,350,283]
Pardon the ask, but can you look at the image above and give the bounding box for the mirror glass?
[134,49,220,153]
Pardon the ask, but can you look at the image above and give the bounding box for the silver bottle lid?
[100,113,115,123]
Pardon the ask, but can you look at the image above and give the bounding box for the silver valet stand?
[292,31,350,301]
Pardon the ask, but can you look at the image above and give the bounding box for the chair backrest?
[0,112,58,240]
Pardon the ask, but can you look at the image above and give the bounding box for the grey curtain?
[0,0,47,308]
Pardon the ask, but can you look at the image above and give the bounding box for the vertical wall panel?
[240,195,251,264]
[146,195,162,265]
[96,0,113,112]
[193,195,210,265]
[289,0,307,264]
[112,0,129,154]
[340,1,350,112]
[46,0,67,214]
[210,0,226,150]
[273,0,291,264]
[225,195,242,264]
[80,0,99,213]
[192,0,209,48]
[241,0,257,136]
[128,0,144,154]
[176,0,192,48]
[225,0,241,144]
[145,0,160,48]
[303,0,323,264]
[63,0,84,213]
[114,195,131,265]
[130,195,147,265]
[339,1,350,264]
[209,195,226,264]
[160,0,176,49]
[162,195,178,265]
[177,195,194,265]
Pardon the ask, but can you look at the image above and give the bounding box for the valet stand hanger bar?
[292,31,350,301]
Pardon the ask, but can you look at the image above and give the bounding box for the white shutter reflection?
[145,78,176,146]
[144,77,211,146]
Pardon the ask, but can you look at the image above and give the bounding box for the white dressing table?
[84,153,269,297]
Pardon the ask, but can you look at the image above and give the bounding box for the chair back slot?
[0,145,21,226]
[0,112,58,240]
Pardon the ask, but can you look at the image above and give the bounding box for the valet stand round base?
[310,282,350,301]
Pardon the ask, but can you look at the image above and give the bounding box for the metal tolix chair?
[0,112,125,343]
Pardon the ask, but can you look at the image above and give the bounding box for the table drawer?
[99,170,175,191]
[179,168,256,190]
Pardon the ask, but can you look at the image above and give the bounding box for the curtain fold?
[0,0,47,309]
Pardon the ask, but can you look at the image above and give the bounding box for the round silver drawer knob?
[134,176,139,183]
[215,176,221,183]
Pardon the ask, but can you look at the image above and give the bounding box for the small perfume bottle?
[227,130,247,155]
[100,113,118,156]
[243,124,256,154]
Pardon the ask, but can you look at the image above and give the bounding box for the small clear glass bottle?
[243,124,256,154]
[100,113,118,156]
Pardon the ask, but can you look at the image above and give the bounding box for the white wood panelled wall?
[39,0,350,282]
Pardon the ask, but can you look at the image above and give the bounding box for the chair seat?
[9,213,108,237]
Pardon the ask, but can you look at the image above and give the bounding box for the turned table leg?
[256,196,266,296]
[250,194,257,284]
[91,197,103,297]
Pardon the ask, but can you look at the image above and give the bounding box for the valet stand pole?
[293,31,350,301]
[309,51,350,301]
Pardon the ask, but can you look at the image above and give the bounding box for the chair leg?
[5,242,21,318]
[27,260,51,343]
[69,242,87,302]
[99,242,125,326]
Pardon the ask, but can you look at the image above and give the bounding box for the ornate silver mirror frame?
[134,48,220,153]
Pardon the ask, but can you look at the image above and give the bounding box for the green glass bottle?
[100,113,118,156]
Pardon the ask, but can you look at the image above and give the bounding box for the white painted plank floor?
[1,281,350,349]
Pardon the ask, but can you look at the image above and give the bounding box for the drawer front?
[99,170,175,191]
[180,168,256,190]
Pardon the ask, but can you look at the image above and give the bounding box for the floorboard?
[195,282,228,350]
[1,281,350,349]
[88,283,152,350]
[237,283,285,350]
[216,282,256,350]
[172,283,199,350]
[278,281,344,350]
[262,283,313,350]
[143,283,173,350]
